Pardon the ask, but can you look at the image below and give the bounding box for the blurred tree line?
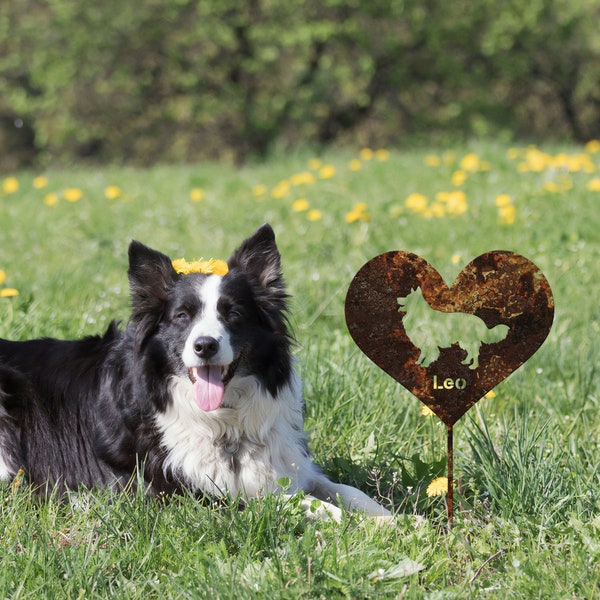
[1,0,599,170]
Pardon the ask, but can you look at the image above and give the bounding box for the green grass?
[1,141,599,598]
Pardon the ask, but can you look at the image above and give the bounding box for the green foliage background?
[1,0,600,169]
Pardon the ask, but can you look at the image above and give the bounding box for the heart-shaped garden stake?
[345,250,554,525]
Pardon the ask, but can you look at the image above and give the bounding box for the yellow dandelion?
[498,204,516,225]
[562,153,593,173]
[105,185,123,200]
[495,194,512,207]
[291,171,316,186]
[0,270,5,285]
[429,202,446,218]
[451,253,461,265]
[543,182,559,193]
[550,153,569,169]
[568,155,585,172]
[507,148,521,160]
[582,159,595,174]
[44,193,59,207]
[359,148,374,161]
[292,198,309,212]
[586,178,600,192]
[0,288,19,298]
[524,147,549,172]
[11,467,25,491]
[345,210,361,223]
[252,184,266,197]
[451,170,467,187]
[426,477,449,498]
[445,190,467,216]
[420,405,435,417]
[318,165,336,179]
[405,193,428,213]
[425,154,441,167]
[2,177,19,194]
[172,258,229,276]
[349,159,362,171]
[308,158,322,170]
[585,139,600,154]
[484,390,496,398]
[33,176,49,189]
[271,180,291,199]
[345,202,370,223]
[307,209,322,221]
[63,188,83,202]
[459,153,480,172]
[375,149,390,161]
[189,188,204,202]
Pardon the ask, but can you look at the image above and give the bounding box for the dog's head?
[127,224,292,411]
[397,286,422,314]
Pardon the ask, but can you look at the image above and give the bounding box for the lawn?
[0,141,599,598]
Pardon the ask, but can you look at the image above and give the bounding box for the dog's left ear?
[128,240,176,320]
[227,224,285,294]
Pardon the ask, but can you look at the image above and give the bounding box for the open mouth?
[187,357,239,412]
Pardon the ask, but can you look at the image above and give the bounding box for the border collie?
[0,224,390,518]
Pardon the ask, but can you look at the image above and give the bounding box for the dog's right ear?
[127,240,176,322]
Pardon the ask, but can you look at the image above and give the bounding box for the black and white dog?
[0,224,389,518]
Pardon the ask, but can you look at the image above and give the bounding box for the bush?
[1,0,599,169]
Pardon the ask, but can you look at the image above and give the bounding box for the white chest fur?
[155,371,319,499]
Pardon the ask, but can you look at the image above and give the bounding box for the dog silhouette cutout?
[397,287,509,370]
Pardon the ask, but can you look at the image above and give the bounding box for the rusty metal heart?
[345,251,554,425]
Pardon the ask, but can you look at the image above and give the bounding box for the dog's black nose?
[193,336,219,359]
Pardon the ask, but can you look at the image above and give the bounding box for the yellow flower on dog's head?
[172,257,229,276]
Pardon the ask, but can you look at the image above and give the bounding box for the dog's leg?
[461,342,480,369]
[309,476,392,519]
[419,342,440,368]
[0,370,26,481]
[0,428,20,482]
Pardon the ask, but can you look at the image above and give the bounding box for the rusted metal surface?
[345,250,554,426]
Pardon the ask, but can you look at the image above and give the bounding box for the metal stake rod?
[447,423,454,528]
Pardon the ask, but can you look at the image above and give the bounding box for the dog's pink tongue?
[193,366,224,411]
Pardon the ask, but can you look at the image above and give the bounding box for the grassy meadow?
[0,141,599,598]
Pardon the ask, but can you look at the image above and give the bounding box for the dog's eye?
[174,311,190,323]
[227,308,243,322]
